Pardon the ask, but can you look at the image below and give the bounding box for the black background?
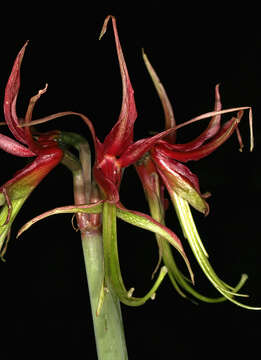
[0,6,260,359]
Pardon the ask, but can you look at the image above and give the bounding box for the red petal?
[0,133,35,157]
[152,147,201,192]
[3,41,28,144]
[173,84,222,151]
[151,148,209,214]
[135,155,169,212]
[93,166,120,203]
[155,113,242,162]
[119,127,177,168]
[135,154,160,197]
[0,147,63,194]
[119,107,249,167]
[100,16,137,156]
[205,84,222,137]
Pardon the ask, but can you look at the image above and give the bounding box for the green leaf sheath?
[81,230,128,360]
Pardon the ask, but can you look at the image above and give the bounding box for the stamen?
[249,108,254,151]
[25,83,48,125]
[236,127,244,152]
[235,111,244,152]
[127,287,135,298]
[71,213,80,232]
[150,293,156,300]
[151,253,162,280]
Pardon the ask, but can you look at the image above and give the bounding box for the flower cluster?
[1,18,259,310]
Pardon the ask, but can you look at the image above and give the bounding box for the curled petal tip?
[99,15,115,40]
[32,83,48,102]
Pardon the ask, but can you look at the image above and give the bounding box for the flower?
[135,50,257,309]
[93,16,188,203]
[0,42,63,258]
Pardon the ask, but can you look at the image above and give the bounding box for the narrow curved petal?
[204,84,222,138]
[0,147,63,255]
[1,147,63,199]
[23,84,48,153]
[119,107,249,168]
[4,41,28,143]
[161,237,248,303]
[100,16,137,156]
[171,107,250,132]
[119,127,178,168]
[142,55,224,149]
[155,113,242,163]
[0,133,35,157]
[173,84,222,151]
[152,148,201,193]
[17,201,104,238]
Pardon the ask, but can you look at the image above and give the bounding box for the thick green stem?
[81,229,128,360]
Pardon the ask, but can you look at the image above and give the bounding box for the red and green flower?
[0,42,63,257]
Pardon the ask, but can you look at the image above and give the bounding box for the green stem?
[81,229,128,360]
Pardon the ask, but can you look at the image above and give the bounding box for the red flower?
[139,51,253,214]
[92,16,189,203]
[0,42,63,257]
